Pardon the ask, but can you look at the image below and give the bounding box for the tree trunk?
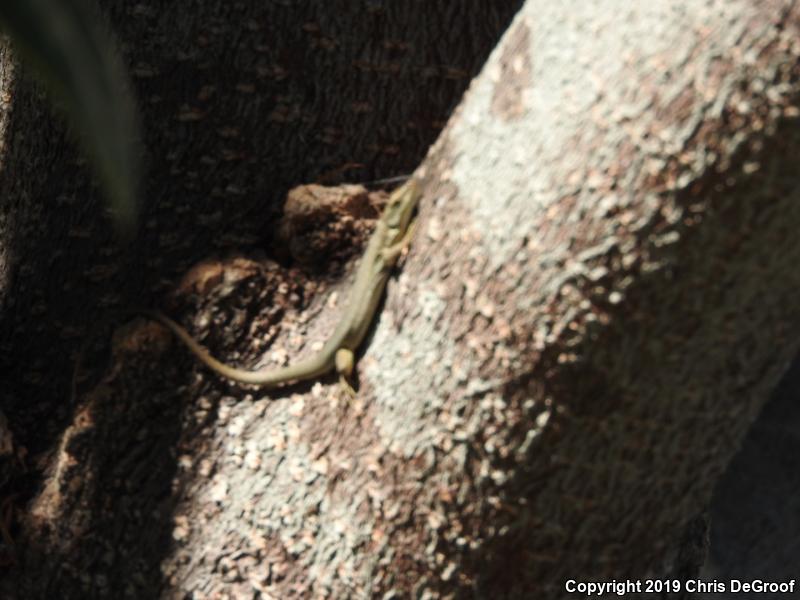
[3,0,800,598]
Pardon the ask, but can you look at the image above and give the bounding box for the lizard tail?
[137,309,332,386]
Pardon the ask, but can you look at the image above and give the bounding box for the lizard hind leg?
[335,348,356,398]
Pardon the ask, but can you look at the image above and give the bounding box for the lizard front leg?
[380,219,417,264]
[335,347,356,397]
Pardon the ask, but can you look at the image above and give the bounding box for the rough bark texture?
[2,0,800,598]
[0,0,523,597]
[397,3,800,596]
[0,0,524,456]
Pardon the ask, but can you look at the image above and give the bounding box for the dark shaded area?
[700,351,800,599]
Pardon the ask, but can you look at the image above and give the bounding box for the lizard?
[142,179,421,392]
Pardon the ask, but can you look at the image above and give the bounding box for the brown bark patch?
[490,19,532,121]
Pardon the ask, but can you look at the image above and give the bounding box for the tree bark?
[3,0,800,598]
[0,0,523,596]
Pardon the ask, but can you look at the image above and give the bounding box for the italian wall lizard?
[143,179,421,391]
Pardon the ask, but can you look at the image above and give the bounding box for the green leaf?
[0,0,140,233]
